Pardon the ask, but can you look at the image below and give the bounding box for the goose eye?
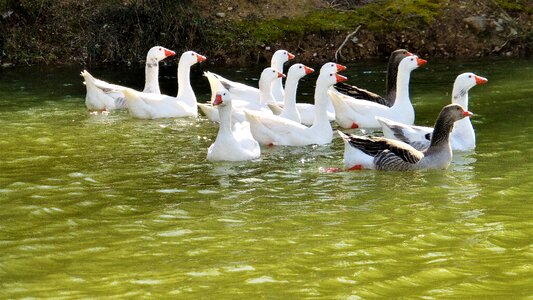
[223,93,226,96]
[159,48,162,51]
[330,74,333,76]
[468,75,472,78]
[299,66,302,68]
[403,51,406,54]
[410,58,414,61]
[191,53,194,56]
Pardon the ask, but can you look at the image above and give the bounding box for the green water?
[1,59,532,298]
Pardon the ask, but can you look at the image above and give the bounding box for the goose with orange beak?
[330,55,427,129]
[377,72,487,151]
[198,67,285,123]
[207,88,260,162]
[268,62,346,126]
[81,46,176,111]
[335,49,414,107]
[204,49,295,105]
[121,50,207,119]
[244,64,348,146]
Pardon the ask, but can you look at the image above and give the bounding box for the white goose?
[377,72,488,151]
[268,62,346,125]
[198,67,284,123]
[244,66,348,146]
[81,46,175,111]
[207,88,261,162]
[121,51,206,119]
[204,49,294,104]
[330,55,427,129]
[274,63,314,123]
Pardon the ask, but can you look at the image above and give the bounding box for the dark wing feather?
[334,82,389,106]
[386,124,412,144]
[384,139,424,164]
[344,134,423,164]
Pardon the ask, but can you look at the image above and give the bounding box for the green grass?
[237,0,447,45]
[494,0,533,13]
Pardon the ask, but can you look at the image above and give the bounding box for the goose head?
[398,55,427,73]
[287,63,314,80]
[320,72,348,86]
[454,72,488,95]
[390,49,413,64]
[147,46,176,62]
[212,88,231,107]
[179,51,207,67]
[271,50,295,69]
[441,103,474,123]
[260,67,285,84]
[320,62,347,74]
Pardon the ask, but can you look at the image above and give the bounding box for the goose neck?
[429,115,455,149]
[386,61,399,101]
[392,66,412,108]
[144,59,160,94]
[312,79,332,125]
[283,75,299,110]
[271,60,284,72]
[177,63,195,106]
[451,85,469,109]
[217,105,233,134]
[259,79,275,105]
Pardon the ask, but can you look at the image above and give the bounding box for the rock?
[464,16,488,33]
[2,10,13,19]
[216,12,226,18]
[491,19,504,32]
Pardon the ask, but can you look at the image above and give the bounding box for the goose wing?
[334,82,388,106]
[342,134,423,164]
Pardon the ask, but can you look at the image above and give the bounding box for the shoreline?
[1,1,531,67]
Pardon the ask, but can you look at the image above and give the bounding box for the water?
[1,58,532,298]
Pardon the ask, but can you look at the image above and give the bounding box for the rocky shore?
[0,0,531,67]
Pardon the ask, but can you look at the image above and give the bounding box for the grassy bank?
[0,0,531,66]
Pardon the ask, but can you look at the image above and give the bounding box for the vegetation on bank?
[242,0,445,44]
[0,0,531,66]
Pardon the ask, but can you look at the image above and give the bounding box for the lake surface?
[1,58,532,298]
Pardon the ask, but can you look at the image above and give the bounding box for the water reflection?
[0,59,532,298]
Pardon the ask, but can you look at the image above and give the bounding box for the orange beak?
[416,57,427,67]
[164,49,176,57]
[278,72,286,78]
[196,54,207,63]
[463,110,474,117]
[304,66,314,75]
[406,51,414,56]
[288,52,295,60]
[213,94,223,106]
[335,73,348,83]
[336,64,347,72]
[475,76,488,85]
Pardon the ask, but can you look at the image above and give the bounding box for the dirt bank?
[0,0,531,67]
